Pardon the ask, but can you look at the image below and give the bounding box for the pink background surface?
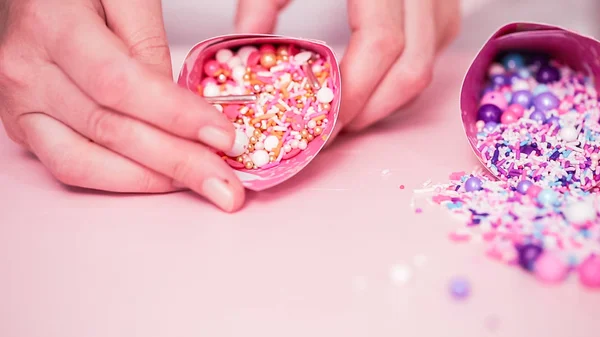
[2,0,600,336]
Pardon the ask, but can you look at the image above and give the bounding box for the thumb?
[102,0,173,78]
[235,0,291,34]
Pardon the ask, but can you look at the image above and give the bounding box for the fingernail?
[198,126,233,151]
[202,178,235,211]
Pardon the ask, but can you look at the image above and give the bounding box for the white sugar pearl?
[294,51,313,64]
[512,79,530,91]
[215,49,233,63]
[232,65,246,83]
[237,46,258,65]
[251,150,270,168]
[264,135,279,151]
[559,126,579,142]
[283,144,292,153]
[307,120,317,129]
[254,142,264,150]
[245,126,255,137]
[227,56,242,68]
[224,129,249,157]
[564,201,597,224]
[290,139,299,149]
[316,87,334,104]
[213,104,223,113]
[203,84,220,97]
[298,139,308,150]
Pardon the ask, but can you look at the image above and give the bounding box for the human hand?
[0,0,245,212]
[234,0,460,134]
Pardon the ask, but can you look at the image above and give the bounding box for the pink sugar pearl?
[501,111,519,124]
[203,60,221,77]
[578,255,600,288]
[527,185,542,198]
[259,44,276,53]
[480,91,508,110]
[534,252,568,284]
[246,51,261,67]
[488,63,505,76]
[506,104,525,118]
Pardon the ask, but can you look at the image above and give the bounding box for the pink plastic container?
[460,22,600,185]
[177,34,341,191]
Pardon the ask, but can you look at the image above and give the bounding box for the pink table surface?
[2,1,600,336]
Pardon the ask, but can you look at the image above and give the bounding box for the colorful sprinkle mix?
[198,44,335,170]
[475,53,600,190]
[419,168,600,287]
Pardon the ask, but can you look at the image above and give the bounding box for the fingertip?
[202,176,246,212]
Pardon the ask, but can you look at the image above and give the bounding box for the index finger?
[44,9,236,152]
[339,0,405,128]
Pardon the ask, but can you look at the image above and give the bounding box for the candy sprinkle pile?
[416,169,600,288]
[475,52,600,190]
[198,44,335,170]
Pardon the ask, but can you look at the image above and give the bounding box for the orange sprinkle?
[197,85,203,95]
[250,79,264,86]
[318,72,329,85]
[276,103,287,111]
[250,113,276,125]
[280,81,290,98]
[311,115,327,123]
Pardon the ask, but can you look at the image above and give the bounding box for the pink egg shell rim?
[177,34,341,191]
[459,22,600,187]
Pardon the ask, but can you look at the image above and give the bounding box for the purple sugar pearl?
[449,277,471,299]
[464,177,483,192]
[536,65,561,83]
[517,244,543,271]
[483,122,498,133]
[511,90,533,108]
[546,116,560,125]
[491,74,509,87]
[529,54,549,67]
[529,109,547,124]
[533,92,560,111]
[477,104,503,123]
[516,180,533,194]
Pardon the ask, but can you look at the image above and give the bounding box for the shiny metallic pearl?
[277,46,289,56]
[250,136,258,144]
[236,156,244,163]
[244,161,254,169]
[260,52,277,68]
[253,131,261,139]
[269,155,276,162]
[217,73,227,84]
[314,126,322,135]
[307,134,314,141]
[236,118,244,125]
[322,103,331,110]
[252,84,263,93]
[300,129,309,138]
[242,74,250,81]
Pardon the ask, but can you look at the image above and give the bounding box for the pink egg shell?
[177,34,341,192]
[460,22,600,189]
